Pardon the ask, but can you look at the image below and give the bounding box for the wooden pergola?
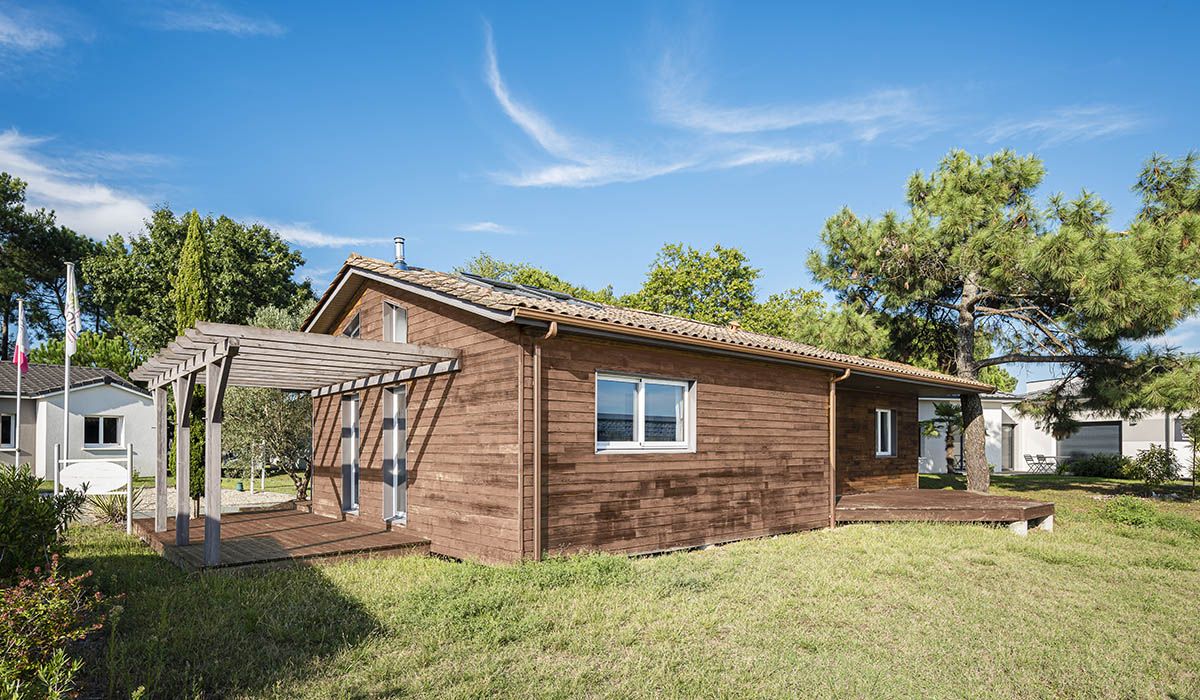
[129,321,461,567]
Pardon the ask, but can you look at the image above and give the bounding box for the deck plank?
[133,509,429,571]
[835,489,1054,524]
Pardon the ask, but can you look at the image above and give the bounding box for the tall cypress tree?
[173,210,211,506]
[174,210,211,334]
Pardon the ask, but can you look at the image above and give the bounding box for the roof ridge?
[339,255,992,392]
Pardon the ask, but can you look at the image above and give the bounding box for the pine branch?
[975,353,1132,369]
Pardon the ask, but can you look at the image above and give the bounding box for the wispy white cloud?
[481,23,918,188]
[982,105,1145,147]
[0,6,62,51]
[0,129,153,238]
[458,221,518,234]
[149,1,285,37]
[253,219,375,248]
[484,24,693,187]
[652,46,927,139]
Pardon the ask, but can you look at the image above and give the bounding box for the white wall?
[0,396,37,468]
[918,399,1013,474]
[924,386,1197,477]
[35,384,155,478]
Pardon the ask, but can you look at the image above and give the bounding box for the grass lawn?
[65,475,1200,699]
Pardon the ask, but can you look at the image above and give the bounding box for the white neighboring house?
[0,363,154,478]
[918,378,1196,476]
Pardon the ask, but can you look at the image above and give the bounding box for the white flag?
[12,299,28,374]
[64,262,81,357]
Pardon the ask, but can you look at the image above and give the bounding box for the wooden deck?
[835,489,1055,535]
[133,509,430,572]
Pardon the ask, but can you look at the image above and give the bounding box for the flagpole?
[13,299,21,460]
[61,261,79,496]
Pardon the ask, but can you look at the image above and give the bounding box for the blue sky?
[3,0,1198,378]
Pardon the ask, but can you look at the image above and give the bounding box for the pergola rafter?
[130,321,461,566]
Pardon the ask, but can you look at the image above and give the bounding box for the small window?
[0,414,13,448]
[596,373,692,452]
[383,303,408,343]
[342,312,361,339]
[84,416,121,447]
[875,409,895,457]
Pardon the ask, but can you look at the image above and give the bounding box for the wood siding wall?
[311,280,523,563]
[530,334,833,557]
[835,387,918,494]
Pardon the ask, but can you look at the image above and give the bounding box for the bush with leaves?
[0,556,108,699]
[1058,453,1131,478]
[0,466,85,581]
[1124,445,1181,493]
[87,489,145,526]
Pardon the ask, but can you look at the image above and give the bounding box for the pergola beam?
[311,358,462,397]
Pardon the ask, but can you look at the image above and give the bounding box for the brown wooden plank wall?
[533,335,833,556]
[835,387,919,494]
[311,280,523,563]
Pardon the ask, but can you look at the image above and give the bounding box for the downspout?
[516,336,524,559]
[532,321,558,561]
[828,369,851,528]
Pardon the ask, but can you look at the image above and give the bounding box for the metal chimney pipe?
[393,236,407,269]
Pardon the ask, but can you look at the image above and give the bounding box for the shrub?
[1099,496,1158,527]
[1058,453,1131,478]
[1123,445,1180,492]
[88,489,145,526]
[0,466,85,581]
[0,556,108,698]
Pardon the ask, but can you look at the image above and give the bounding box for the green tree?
[742,289,890,356]
[458,252,615,303]
[27,332,143,378]
[625,244,758,326]
[0,173,103,357]
[84,206,313,355]
[222,303,318,501]
[173,210,211,333]
[809,149,1200,492]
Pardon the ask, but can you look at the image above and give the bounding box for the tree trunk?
[961,393,988,491]
[957,277,990,492]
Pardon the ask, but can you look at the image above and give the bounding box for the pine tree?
[809,150,1200,492]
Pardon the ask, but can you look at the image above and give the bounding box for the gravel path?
[129,486,293,518]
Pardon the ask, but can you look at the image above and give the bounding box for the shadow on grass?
[920,473,1197,499]
[64,527,381,699]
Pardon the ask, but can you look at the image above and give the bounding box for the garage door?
[1057,421,1121,460]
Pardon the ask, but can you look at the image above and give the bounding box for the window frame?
[341,312,361,339]
[382,302,408,344]
[83,415,122,449]
[594,372,694,454]
[875,408,896,457]
[0,413,13,449]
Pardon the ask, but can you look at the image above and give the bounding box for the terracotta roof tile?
[337,254,991,392]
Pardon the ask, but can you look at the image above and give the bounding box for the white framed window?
[875,409,896,457]
[0,414,14,448]
[84,415,122,448]
[342,394,360,512]
[383,302,408,343]
[595,373,693,453]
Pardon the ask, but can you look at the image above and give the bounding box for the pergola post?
[173,373,196,546]
[204,354,233,567]
[154,385,168,532]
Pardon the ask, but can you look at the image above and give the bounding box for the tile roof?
[0,363,148,397]
[319,254,992,392]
